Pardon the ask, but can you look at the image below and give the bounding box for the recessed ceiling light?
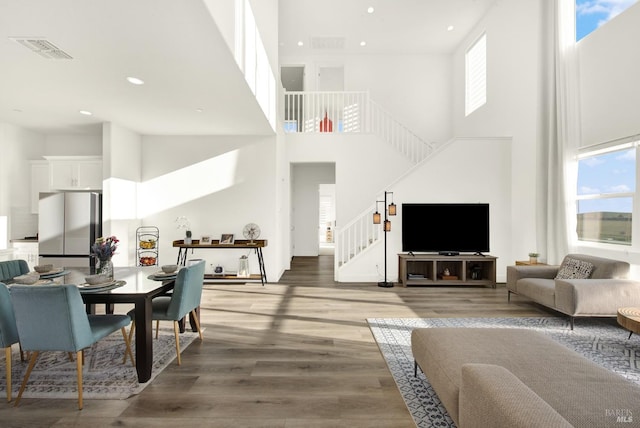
[196,108,203,113]
[297,41,304,46]
[360,41,367,46]
[447,25,455,32]
[126,76,145,85]
[367,6,374,13]
[79,110,92,116]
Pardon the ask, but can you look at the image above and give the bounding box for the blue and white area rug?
[0,328,199,400]
[367,317,640,428]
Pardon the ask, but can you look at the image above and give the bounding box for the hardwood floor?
[2,256,552,427]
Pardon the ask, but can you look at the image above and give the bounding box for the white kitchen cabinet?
[11,241,39,270]
[30,160,51,214]
[46,156,103,190]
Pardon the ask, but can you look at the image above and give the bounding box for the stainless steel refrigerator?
[38,192,102,269]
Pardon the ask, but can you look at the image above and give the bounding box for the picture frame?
[220,234,234,244]
[200,235,211,244]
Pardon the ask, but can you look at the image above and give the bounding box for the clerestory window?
[465,33,486,116]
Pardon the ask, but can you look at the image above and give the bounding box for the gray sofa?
[0,259,29,284]
[412,327,640,427]
[506,253,640,328]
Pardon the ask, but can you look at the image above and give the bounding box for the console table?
[398,253,497,288]
[172,239,267,286]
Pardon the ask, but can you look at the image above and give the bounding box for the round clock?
[242,223,261,244]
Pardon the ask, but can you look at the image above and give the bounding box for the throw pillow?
[555,257,595,280]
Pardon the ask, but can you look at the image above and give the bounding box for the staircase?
[284,91,441,277]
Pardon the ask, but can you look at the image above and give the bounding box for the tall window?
[576,142,636,245]
[576,0,638,41]
[465,33,487,116]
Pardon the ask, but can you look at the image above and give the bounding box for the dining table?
[79,267,176,383]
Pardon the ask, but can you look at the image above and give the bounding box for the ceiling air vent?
[9,38,73,59]
[310,36,345,50]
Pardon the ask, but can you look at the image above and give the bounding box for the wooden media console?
[398,253,497,288]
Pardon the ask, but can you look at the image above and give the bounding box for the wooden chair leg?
[121,327,135,366]
[15,351,39,407]
[173,321,181,365]
[124,323,136,364]
[191,309,203,341]
[128,322,136,343]
[5,346,11,402]
[76,350,83,410]
[155,320,160,339]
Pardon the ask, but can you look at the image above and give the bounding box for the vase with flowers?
[91,236,119,280]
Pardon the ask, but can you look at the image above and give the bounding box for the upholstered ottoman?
[411,327,640,427]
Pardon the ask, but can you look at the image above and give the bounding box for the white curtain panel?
[539,0,581,264]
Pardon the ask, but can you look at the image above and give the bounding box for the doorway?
[318,65,344,91]
[281,65,305,132]
[290,163,336,257]
[318,184,335,255]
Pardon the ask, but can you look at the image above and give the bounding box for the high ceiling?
[278,0,496,56]
[0,0,495,136]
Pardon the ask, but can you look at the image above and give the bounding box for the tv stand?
[398,253,497,288]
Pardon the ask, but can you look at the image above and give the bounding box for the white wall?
[280,53,453,145]
[0,123,46,242]
[102,122,142,267]
[578,2,640,147]
[44,134,102,156]
[291,163,335,256]
[340,137,512,283]
[451,0,541,264]
[139,135,281,280]
[204,0,236,56]
[287,133,413,227]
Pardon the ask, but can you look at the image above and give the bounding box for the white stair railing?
[335,203,381,269]
[284,91,435,164]
[368,100,434,164]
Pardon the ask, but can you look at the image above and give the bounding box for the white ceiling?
[0,0,495,136]
[278,0,496,56]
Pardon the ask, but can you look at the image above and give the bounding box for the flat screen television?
[402,203,490,254]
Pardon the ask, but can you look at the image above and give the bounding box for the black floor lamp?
[373,191,396,288]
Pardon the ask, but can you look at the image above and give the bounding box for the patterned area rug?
[0,328,198,400]
[367,317,640,428]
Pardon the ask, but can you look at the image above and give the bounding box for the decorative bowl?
[34,264,54,273]
[14,273,40,284]
[85,274,109,285]
[139,240,156,249]
[140,256,157,266]
[161,264,178,273]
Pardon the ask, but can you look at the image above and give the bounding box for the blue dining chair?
[127,260,205,365]
[10,284,134,410]
[0,282,23,402]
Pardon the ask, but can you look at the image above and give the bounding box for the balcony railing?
[284,91,434,164]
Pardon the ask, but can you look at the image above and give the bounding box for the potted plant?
[528,252,539,264]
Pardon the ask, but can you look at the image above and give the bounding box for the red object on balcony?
[320,112,333,132]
